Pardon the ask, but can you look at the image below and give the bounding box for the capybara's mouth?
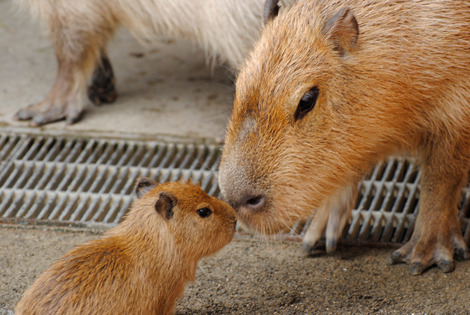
[235,206,294,235]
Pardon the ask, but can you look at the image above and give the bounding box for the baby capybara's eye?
[196,207,212,218]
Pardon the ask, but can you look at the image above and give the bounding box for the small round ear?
[134,177,158,199]
[264,0,280,24]
[321,8,359,56]
[155,191,177,220]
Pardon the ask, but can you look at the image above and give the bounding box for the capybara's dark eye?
[196,207,212,218]
[294,87,319,121]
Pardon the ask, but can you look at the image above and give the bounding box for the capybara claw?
[302,241,325,257]
[410,263,425,276]
[437,259,455,273]
[88,87,117,105]
[302,242,315,253]
[390,250,406,265]
[29,119,42,127]
[455,247,470,261]
[66,111,85,125]
[325,238,337,254]
[31,116,49,127]
[14,106,35,121]
[32,113,67,126]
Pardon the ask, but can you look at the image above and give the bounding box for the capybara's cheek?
[222,220,236,242]
[211,221,237,251]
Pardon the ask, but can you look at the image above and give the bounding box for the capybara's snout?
[218,159,269,223]
[221,183,267,214]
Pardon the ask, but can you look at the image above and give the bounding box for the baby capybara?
[16,179,236,314]
[219,0,470,275]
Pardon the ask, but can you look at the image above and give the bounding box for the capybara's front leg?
[303,182,357,254]
[87,51,117,105]
[391,153,470,274]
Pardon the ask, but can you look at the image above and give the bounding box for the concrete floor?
[0,0,233,142]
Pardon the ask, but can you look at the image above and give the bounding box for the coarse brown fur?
[14,0,297,126]
[219,0,470,274]
[15,179,236,314]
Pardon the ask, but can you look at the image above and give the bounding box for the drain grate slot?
[0,132,469,246]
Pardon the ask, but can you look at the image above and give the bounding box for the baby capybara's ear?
[134,177,158,199]
[155,191,177,220]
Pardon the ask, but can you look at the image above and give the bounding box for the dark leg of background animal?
[87,51,117,105]
[391,148,470,274]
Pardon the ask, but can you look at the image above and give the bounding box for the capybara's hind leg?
[15,6,115,125]
[87,51,117,105]
[15,60,90,125]
[390,150,470,274]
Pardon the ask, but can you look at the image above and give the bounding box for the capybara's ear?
[155,191,177,220]
[263,0,280,24]
[134,177,158,199]
[321,7,359,56]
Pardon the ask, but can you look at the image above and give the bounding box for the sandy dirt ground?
[1,225,469,314]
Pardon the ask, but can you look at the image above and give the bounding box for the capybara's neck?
[107,207,199,283]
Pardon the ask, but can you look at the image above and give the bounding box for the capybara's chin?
[234,200,307,235]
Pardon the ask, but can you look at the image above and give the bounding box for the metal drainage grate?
[0,133,221,227]
[0,132,469,246]
[289,157,470,246]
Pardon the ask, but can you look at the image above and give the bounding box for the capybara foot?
[15,101,85,126]
[87,56,117,105]
[302,184,356,255]
[390,231,469,275]
[303,241,326,257]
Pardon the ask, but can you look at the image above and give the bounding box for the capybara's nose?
[222,189,267,213]
[218,157,267,213]
[243,194,266,212]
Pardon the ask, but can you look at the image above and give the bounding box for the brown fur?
[14,0,299,126]
[219,0,470,274]
[16,179,236,314]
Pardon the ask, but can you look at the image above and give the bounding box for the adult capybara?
[218,0,470,275]
[14,0,296,126]
[16,179,236,315]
